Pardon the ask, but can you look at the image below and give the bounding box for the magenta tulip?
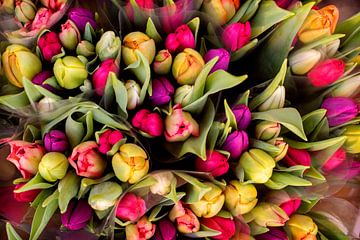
[195,150,229,177]
[132,109,164,137]
[222,22,251,52]
[321,97,359,127]
[204,48,230,73]
[44,130,69,152]
[307,59,345,87]
[256,227,288,240]
[32,70,56,92]
[61,199,93,230]
[201,216,236,240]
[321,148,346,172]
[38,31,62,62]
[165,24,196,53]
[92,58,119,96]
[149,77,174,106]
[116,193,146,222]
[222,130,249,159]
[98,129,124,154]
[232,104,251,130]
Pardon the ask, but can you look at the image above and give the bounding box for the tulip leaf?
[0,91,30,109]
[127,175,158,193]
[265,172,312,190]
[148,205,168,222]
[251,139,282,157]
[174,172,212,203]
[6,223,22,240]
[95,208,112,220]
[291,34,345,56]
[336,12,360,40]
[249,222,269,236]
[285,136,346,151]
[309,212,349,240]
[298,198,320,214]
[164,177,178,204]
[275,165,309,177]
[305,167,326,181]
[146,18,162,43]
[184,228,221,238]
[187,17,200,43]
[79,110,94,142]
[23,78,62,108]
[129,0,147,26]
[230,38,258,62]
[31,189,54,208]
[78,173,115,199]
[23,125,41,142]
[228,0,261,24]
[42,189,59,208]
[13,173,56,193]
[224,99,237,130]
[58,171,81,213]
[207,122,224,150]
[84,22,96,43]
[65,113,85,148]
[302,109,329,141]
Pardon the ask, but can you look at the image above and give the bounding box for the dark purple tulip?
[222,130,249,159]
[256,227,288,240]
[232,104,251,130]
[153,218,176,240]
[275,0,297,9]
[149,77,174,106]
[321,97,359,127]
[61,199,92,231]
[204,48,230,74]
[32,71,56,92]
[44,130,69,152]
[68,7,96,32]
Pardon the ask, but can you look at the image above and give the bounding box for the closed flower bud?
[329,75,360,99]
[76,40,95,57]
[255,121,281,141]
[38,31,62,62]
[32,70,56,92]
[59,20,81,50]
[201,0,240,26]
[169,202,200,233]
[266,191,301,217]
[271,138,289,162]
[342,125,360,154]
[93,58,119,96]
[68,7,96,32]
[41,0,66,11]
[164,104,200,142]
[30,7,52,31]
[39,152,68,182]
[289,49,321,75]
[44,130,69,152]
[165,24,195,53]
[153,218,176,240]
[307,59,345,87]
[316,39,340,60]
[122,31,156,65]
[96,31,121,61]
[125,80,141,110]
[172,48,205,85]
[98,129,123,155]
[286,214,318,240]
[201,216,236,240]
[251,203,289,227]
[204,48,230,74]
[258,86,285,111]
[224,180,258,216]
[321,147,346,172]
[2,44,42,88]
[116,193,146,222]
[256,227,289,240]
[174,85,194,106]
[195,150,229,177]
[321,97,359,127]
[68,141,107,178]
[112,143,149,184]
[232,104,251,130]
[283,147,311,167]
[61,199,92,230]
[126,216,156,240]
[88,181,122,211]
[37,97,57,112]
[149,77,174,106]
[153,50,173,75]
[54,56,88,89]
[222,130,249,159]
[237,149,275,183]
[15,0,36,23]
[150,172,175,196]
[13,183,41,202]
[6,141,45,179]
[132,109,164,137]
[222,22,251,52]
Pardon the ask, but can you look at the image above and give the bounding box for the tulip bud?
[61,199,92,230]
[174,85,194,106]
[125,80,141,110]
[289,49,321,75]
[256,227,289,240]
[251,203,289,227]
[195,150,229,177]
[126,216,156,240]
[286,214,318,240]
[38,31,62,62]
[88,181,122,211]
[342,125,360,154]
[271,138,289,162]
[68,7,97,32]
[321,147,346,172]
[169,202,200,233]
[149,77,174,106]
[258,86,285,111]
[222,22,251,52]
[165,24,195,53]
[92,58,119,96]
[37,97,57,112]
[96,31,121,61]
[98,129,123,155]
[15,0,36,23]
[153,218,176,240]
[0,0,14,14]
[204,48,230,74]
[40,0,66,11]
[237,149,275,183]
[266,191,301,217]
[132,109,164,137]
[6,141,45,179]
[116,193,146,222]
[232,104,251,130]
[59,20,81,51]
[29,7,52,31]
[44,130,69,152]
[224,180,258,215]
[307,59,345,87]
[201,216,236,240]
[122,31,156,65]
[222,130,249,159]
[283,147,311,167]
[316,39,340,60]
[329,75,360,99]
[153,50,172,75]
[13,183,41,202]
[164,104,200,142]
[112,143,149,184]
[321,97,359,127]
[76,40,95,57]
[69,141,107,178]
[172,48,205,85]
[2,44,42,88]
[275,0,296,9]
[32,70,56,92]
[39,152,68,182]
[201,0,240,26]
[53,56,88,89]
[255,121,281,141]
[150,172,175,196]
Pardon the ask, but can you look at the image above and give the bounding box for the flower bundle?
[0,0,359,240]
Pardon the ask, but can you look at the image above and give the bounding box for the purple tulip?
[44,130,69,152]
[32,71,56,92]
[149,77,174,106]
[321,97,359,127]
[204,48,230,74]
[61,199,92,231]
[222,130,249,159]
[256,227,288,240]
[153,218,176,240]
[232,104,251,130]
[68,7,96,32]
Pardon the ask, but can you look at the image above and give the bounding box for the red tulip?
[195,150,229,177]
[38,31,62,62]
[132,109,164,137]
[201,216,236,240]
[13,183,41,202]
[116,193,146,222]
[307,59,345,87]
[283,147,311,167]
[165,24,195,53]
[98,129,124,154]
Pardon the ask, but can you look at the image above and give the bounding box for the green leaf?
[265,172,312,190]
[285,136,346,151]
[224,99,237,130]
[146,18,162,43]
[228,0,261,24]
[275,165,309,177]
[65,113,85,148]
[78,173,115,199]
[31,189,54,208]
[13,173,56,193]
[251,139,283,157]
[127,175,158,192]
[249,222,269,236]
[291,34,345,56]
[83,22,96,43]
[187,17,200,44]
[103,73,128,118]
[336,12,360,44]
[174,172,211,203]
[236,90,250,106]
[42,190,59,207]
[305,167,326,181]
[298,198,320,214]
[58,171,80,213]
[0,91,30,109]
[207,122,224,151]
[78,110,94,142]
[184,228,221,238]
[6,223,22,240]
[302,109,329,141]
[230,39,258,62]
[23,125,41,142]
[309,212,349,240]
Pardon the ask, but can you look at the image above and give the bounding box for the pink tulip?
[13,183,41,202]
[321,148,346,172]
[92,59,119,96]
[195,150,229,177]
[159,1,191,33]
[132,109,164,137]
[201,216,236,240]
[29,7,52,31]
[165,24,196,53]
[169,201,200,234]
[42,0,66,11]
[222,22,251,52]
[126,216,156,240]
[283,147,311,167]
[98,129,124,154]
[116,193,147,222]
[266,190,301,217]
[38,31,62,62]
[125,0,154,23]
[307,59,345,87]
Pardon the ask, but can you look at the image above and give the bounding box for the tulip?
[150,172,175,196]
[189,182,225,218]
[321,147,346,172]
[232,104,251,130]
[53,56,88,89]
[201,0,240,26]
[255,121,281,141]
[169,202,200,233]
[164,104,200,142]
[275,0,297,9]
[222,130,249,159]
[125,80,141,110]
[32,70,56,92]
[125,0,154,22]
[298,5,339,44]
[61,199,92,230]
[132,109,164,137]
[38,31,62,62]
[41,0,66,11]
[329,75,360,99]
[153,218,176,240]
[307,59,345,87]
[222,22,251,52]
[172,48,205,85]
[0,0,14,14]
[37,97,57,112]
[316,39,340,60]
[266,191,301,217]
[224,180,258,216]
[283,147,311,167]
[174,85,193,106]
[165,24,195,53]
[76,40,95,57]
[68,141,107,178]
[112,143,149,184]
[321,97,359,127]
[258,86,285,111]
[116,193,146,222]
[201,216,236,240]
[204,48,230,74]
[44,130,69,152]
[251,203,289,227]
[122,31,156,65]
[2,44,42,88]
[98,129,123,155]
[29,7,51,31]
[15,0,36,23]
[88,181,122,211]
[342,125,360,154]
[159,1,186,33]
[93,58,119,96]
[96,31,121,61]
[256,227,289,240]
[237,149,275,183]
[59,20,81,51]
[39,152,68,182]
[68,7,97,32]
[125,216,156,240]
[195,150,229,177]
[6,141,45,179]
[271,138,289,162]
[149,77,174,106]
[286,214,318,240]
[13,183,41,202]
[289,49,321,75]
[153,50,173,75]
